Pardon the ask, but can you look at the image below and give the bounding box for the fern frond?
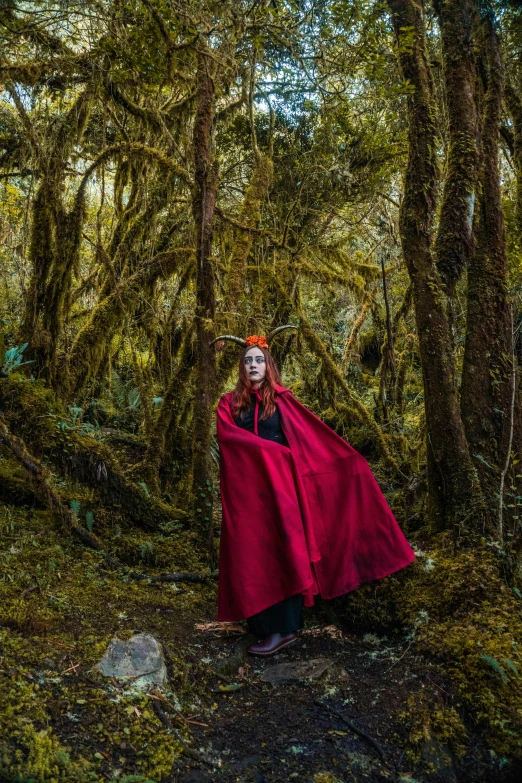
[481,654,508,684]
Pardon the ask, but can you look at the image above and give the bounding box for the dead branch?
[314,699,386,761]
[129,571,216,583]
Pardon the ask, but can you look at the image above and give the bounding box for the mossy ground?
[0,499,213,783]
[1,380,521,782]
[340,536,522,768]
[1,492,522,783]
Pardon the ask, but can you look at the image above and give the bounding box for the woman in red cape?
[215,327,414,656]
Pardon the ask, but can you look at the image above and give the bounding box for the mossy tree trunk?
[387,0,485,532]
[142,323,196,494]
[378,253,397,421]
[505,77,522,243]
[460,11,519,531]
[17,89,93,384]
[214,151,274,399]
[434,0,479,293]
[191,44,218,536]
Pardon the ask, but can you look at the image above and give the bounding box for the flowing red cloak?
[216,384,414,621]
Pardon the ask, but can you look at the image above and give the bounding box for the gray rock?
[95,633,167,689]
[260,657,333,685]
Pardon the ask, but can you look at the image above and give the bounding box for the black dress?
[234,394,304,638]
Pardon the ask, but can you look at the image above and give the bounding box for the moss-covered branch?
[0,418,107,554]
[66,248,195,397]
[341,299,371,372]
[76,142,191,202]
[298,311,399,471]
[0,377,187,530]
[140,323,196,493]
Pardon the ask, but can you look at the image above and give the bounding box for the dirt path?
[167,617,469,783]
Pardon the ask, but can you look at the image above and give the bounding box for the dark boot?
[247,631,297,656]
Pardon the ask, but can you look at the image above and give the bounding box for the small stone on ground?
[259,656,333,684]
[95,632,167,688]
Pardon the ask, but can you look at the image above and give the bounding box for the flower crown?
[245,334,269,349]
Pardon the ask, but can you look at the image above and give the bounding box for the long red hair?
[231,346,283,420]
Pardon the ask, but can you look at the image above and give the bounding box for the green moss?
[0,635,184,781]
[0,453,39,506]
[341,537,522,759]
[0,375,189,534]
[398,692,467,761]
[0,501,210,782]
[313,773,342,783]
[0,640,93,782]
[298,311,399,471]
[110,528,201,571]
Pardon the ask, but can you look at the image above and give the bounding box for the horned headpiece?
[211,325,298,350]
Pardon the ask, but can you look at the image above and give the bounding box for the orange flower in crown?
[245,334,269,349]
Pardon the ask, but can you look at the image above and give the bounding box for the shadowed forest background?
[1,1,522,782]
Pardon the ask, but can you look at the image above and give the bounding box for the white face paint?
[244,346,266,387]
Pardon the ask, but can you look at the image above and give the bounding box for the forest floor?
[171,616,455,783]
[1,379,522,783]
[1,496,517,783]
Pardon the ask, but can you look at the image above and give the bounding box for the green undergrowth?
[0,374,188,529]
[0,500,216,782]
[340,535,522,767]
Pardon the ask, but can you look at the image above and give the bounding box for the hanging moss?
[66,248,194,398]
[224,152,273,312]
[20,88,95,384]
[340,299,371,372]
[299,311,399,471]
[395,334,415,415]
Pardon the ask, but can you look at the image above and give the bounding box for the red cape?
[216,385,414,621]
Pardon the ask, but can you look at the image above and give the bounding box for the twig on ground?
[195,621,245,633]
[130,571,215,584]
[384,640,414,672]
[62,661,80,675]
[46,639,75,649]
[149,695,216,767]
[314,698,386,761]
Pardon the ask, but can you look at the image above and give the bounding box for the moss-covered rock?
[0,374,188,531]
